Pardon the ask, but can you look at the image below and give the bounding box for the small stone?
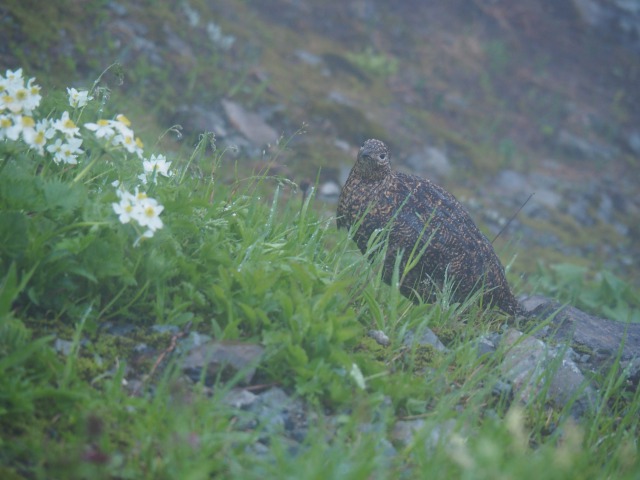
[368,329,391,347]
[295,49,323,66]
[476,335,497,356]
[403,327,447,352]
[54,338,74,356]
[223,388,258,409]
[318,181,341,200]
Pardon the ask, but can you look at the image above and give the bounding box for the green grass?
[1,72,639,479]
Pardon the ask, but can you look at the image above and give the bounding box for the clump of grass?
[533,262,640,323]
[0,68,639,479]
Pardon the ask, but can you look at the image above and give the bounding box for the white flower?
[136,196,164,232]
[0,73,41,114]
[112,189,138,224]
[26,119,54,155]
[142,153,173,183]
[114,131,142,156]
[0,69,25,93]
[0,114,14,139]
[47,138,64,159]
[53,111,80,138]
[5,114,36,142]
[84,119,116,139]
[86,114,144,158]
[112,187,165,243]
[47,137,83,165]
[67,87,93,108]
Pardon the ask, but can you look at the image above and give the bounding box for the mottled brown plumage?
[337,139,522,315]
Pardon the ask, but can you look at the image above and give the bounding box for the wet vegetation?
[1,1,639,478]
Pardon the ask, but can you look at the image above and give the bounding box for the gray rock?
[181,340,264,386]
[248,388,309,442]
[572,0,604,26]
[405,147,453,179]
[494,169,530,194]
[54,338,75,356]
[318,181,341,201]
[597,193,614,222]
[627,131,640,155]
[107,2,128,16]
[500,329,595,418]
[403,327,447,352]
[534,189,563,210]
[173,105,228,137]
[221,99,279,146]
[557,130,615,160]
[223,388,259,409]
[476,335,498,357]
[522,295,640,387]
[368,329,391,347]
[295,50,323,67]
[391,418,425,447]
[566,196,595,226]
[391,418,458,452]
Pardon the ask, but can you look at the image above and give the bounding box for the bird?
[337,138,523,316]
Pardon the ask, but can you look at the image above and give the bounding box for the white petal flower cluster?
[112,188,164,243]
[1,68,167,245]
[139,153,173,184]
[0,69,86,161]
[67,87,93,108]
[85,114,144,158]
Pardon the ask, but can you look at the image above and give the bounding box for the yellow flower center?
[63,118,77,129]
[22,116,35,128]
[116,114,131,126]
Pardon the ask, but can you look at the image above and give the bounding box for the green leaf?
[0,211,28,258]
[43,178,87,213]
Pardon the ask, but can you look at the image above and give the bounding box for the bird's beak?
[360,146,373,159]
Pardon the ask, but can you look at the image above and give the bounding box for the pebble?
[368,329,390,347]
[403,327,447,352]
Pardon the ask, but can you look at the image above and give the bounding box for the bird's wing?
[387,173,487,250]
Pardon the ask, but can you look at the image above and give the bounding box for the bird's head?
[355,139,391,181]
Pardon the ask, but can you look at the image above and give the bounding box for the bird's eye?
[379,153,386,160]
